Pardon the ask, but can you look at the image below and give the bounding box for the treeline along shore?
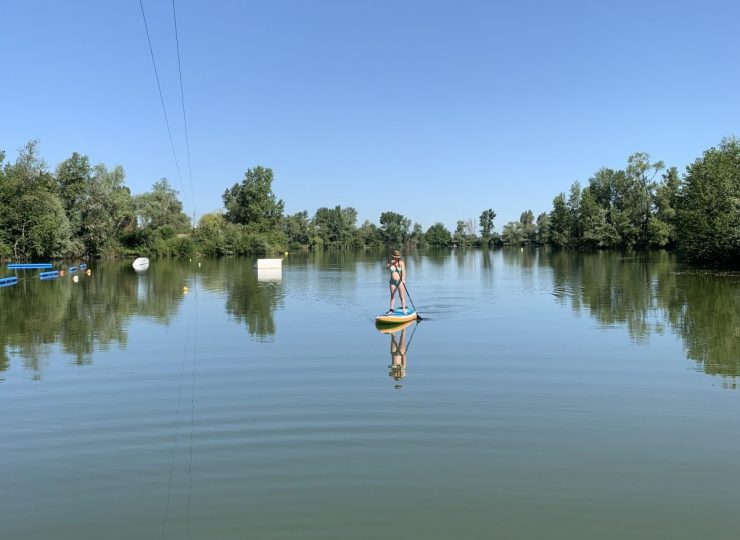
[1,138,739,267]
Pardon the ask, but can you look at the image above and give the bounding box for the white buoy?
[133,257,150,272]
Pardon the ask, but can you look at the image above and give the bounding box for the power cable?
[171,0,197,224]
[137,0,187,204]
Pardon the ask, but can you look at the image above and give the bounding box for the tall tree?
[409,223,427,249]
[282,210,311,247]
[519,210,536,244]
[56,152,92,236]
[10,190,70,259]
[501,221,525,245]
[223,166,284,232]
[135,178,191,232]
[653,166,681,247]
[567,182,582,245]
[454,220,467,246]
[80,164,134,256]
[549,193,570,247]
[579,187,610,248]
[1,141,71,258]
[479,208,496,241]
[425,222,451,248]
[675,138,740,266]
[356,220,382,248]
[311,205,357,248]
[625,152,664,247]
[535,212,550,245]
[379,211,411,247]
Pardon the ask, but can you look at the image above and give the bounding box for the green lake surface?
[1,249,739,539]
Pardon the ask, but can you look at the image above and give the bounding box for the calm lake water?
[1,250,739,539]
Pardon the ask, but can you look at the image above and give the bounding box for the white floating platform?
[253,258,282,269]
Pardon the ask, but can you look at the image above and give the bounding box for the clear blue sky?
[2,0,738,230]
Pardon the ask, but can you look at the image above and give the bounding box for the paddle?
[400,282,424,321]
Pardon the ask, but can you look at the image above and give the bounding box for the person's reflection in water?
[388,327,407,387]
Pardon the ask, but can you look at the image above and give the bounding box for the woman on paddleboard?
[385,249,407,314]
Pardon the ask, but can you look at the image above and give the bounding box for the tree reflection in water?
[538,249,740,387]
[220,260,284,342]
[0,260,188,378]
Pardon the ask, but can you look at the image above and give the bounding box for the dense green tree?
[501,221,526,245]
[10,190,71,258]
[549,193,570,247]
[355,220,383,249]
[453,220,467,246]
[10,140,56,192]
[425,222,451,248]
[519,210,536,244]
[625,152,664,247]
[653,166,681,247]
[379,211,411,247]
[56,152,92,237]
[409,223,428,249]
[79,164,135,256]
[282,210,311,248]
[579,187,610,248]
[311,205,357,248]
[567,182,582,245]
[675,138,740,266]
[135,178,190,232]
[194,213,229,256]
[535,212,550,245]
[223,166,284,232]
[479,209,496,242]
[1,142,71,258]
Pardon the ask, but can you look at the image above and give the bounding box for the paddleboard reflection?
[376,320,419,388]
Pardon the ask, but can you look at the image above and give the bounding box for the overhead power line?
[171,0,197,224]
[137,0,188,210]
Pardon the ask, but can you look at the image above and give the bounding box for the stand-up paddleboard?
[375,307,417,325]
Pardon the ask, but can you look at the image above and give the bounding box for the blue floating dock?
[0,276,19,287]
[68,266,77,273]
[80,264,88,270]
[6,263,53,269]
[39,271,60,280]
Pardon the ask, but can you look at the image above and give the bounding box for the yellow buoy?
[183,286,189,292]
[86,269,92,275]
[284,251,288,256]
